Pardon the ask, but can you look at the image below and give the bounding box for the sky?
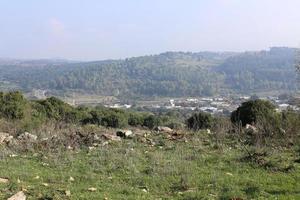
[0,0,300,61]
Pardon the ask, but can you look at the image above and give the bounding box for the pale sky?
[0,0,300,60]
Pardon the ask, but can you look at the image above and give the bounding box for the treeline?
[0,91,182,131]
[0,91,299,147]
[0,48,298,97]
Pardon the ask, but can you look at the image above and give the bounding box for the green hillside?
[0,47,298,98]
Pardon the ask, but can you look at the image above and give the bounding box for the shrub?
[186,112,214,131]
[102,112,128,128]
[143,115,161,129]
[231,99,278,126]
[0,91,27,120]
[128,113,144,126]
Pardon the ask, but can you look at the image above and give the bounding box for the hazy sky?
[0,0,300,60]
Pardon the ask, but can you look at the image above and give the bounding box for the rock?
[142,189,148,193]
[225,172,233,176]
[69,176,75,182]
[245,124,258,134]
[88,187,97,192]
[65,190,71,196]
[7,191,26,200]
[0,177,9,183]
[42,183,49,187]
[0,132,13,144]
[116,130,133,138]
[101,134,121,142]
[17,132,37,141]
[155,126,173,133]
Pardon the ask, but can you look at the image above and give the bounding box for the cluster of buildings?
[140,95,300,115]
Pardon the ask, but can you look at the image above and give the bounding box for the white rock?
[102,134,121,141]
[65,190,71,196]
[0,132,13,144]
[7,191,26,200]
[116,130,133,138]
[88,187,97,192]
[0,177,9,183]
[17,132,37,141]
[155,126,173,133]
[69,176,75,182]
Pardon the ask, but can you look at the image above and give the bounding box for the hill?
[0,47,298,98]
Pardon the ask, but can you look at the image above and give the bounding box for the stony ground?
[0,128,299,200]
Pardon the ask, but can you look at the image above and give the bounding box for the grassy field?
[0,131,299,200]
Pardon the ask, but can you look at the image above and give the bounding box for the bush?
[186,112,214,131]
[231,99,278,126]
[143,115,161,129]
[128,113,144,126]
[0,91,27,120]
[102,112,128,128]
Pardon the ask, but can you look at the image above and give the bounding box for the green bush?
[0,91,27,120]
[231,99,278,126]
[186,112,214,130]
[128,113,144,126]
[143,115,161,129]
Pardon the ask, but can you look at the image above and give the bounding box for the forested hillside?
[0,47,298,97]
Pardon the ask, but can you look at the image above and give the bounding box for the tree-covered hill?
[0,47,298,97]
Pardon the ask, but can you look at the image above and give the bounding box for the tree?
[0,91,27,120]
[186,112,214,131]
[143,115,160,129]
[231,99,278,126]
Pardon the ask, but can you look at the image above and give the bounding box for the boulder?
[155,126,173,133]
[0,177,9,183]
[7,191,26,200]
[0,132,13,144]
[17,132,37,141]
[101,133,121,142]
[245,124,258,134]
[116,130,133,138]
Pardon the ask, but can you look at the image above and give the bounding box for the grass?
[0,131,299,200]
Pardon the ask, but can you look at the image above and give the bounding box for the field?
[0,130,299,200]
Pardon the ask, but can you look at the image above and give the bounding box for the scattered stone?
[142,189,148,193]
[7,191,26,200]
[9,154,18,158]
[34,176,40,180]
[101,134,121,142]
[102,141,109,146]
[69,176,75,182]
[88,187,97,192]
[66,145,73,150]
[0,177,9,183]
[155,126,173,133]
[42,183,49,187]
[88,146,96,151]
[0,132,13,144]
[225,172,233,176]
[245,124,258,134]
[116,130,133,138]
[17,132,37,141]
[206,129,211,134]
[65,190,71,196]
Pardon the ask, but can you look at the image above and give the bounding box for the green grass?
[0,132,299,200]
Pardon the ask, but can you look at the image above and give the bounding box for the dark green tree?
[186,112,214,130]
[231,99,278,126]
[0,91,27,120]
